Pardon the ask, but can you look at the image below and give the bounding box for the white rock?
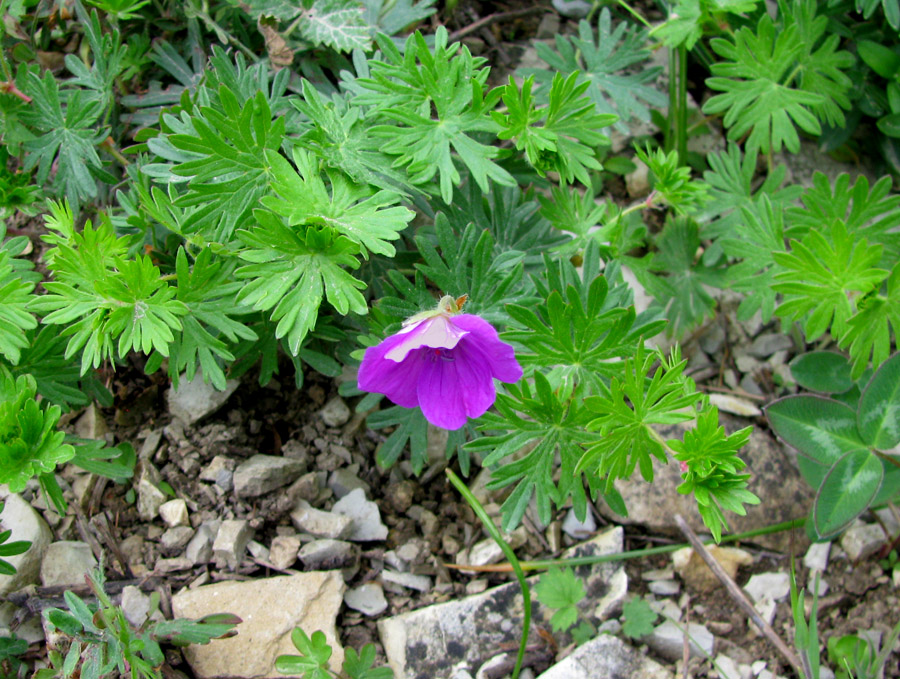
[212,520,253,570]
[41,542,98,587]
[381,569,432,592]
[291,501,353,539]
[247,540,269,561]
[840,520,886,561]
[344,583,388,616]
[328,468,371,500]
[646,620,715,661]
[319,397,351,427]
[803,542,831,573]
[159,499,189,527]
[269,536,301,570]
[875,507,900,538]
[561,507,596,539]
[648,579,681,596]
[744,572,790,603]
[642,567,675,581]
[233,455,305,498]
[173,573,345,678]
[0,489,52,596]
[167,373,239,425]
[160,526,195,551]
[186,522,218,565]
[137,478,167,522]
[715,654,742,679]
[332,488,388,542]
[459,539,504,567]
[624,158,651,198]
[550,0,591,17]
[298,540,358,571]
[120,585,152,627]
[752,597,777,627]
[751,660,767,675]
[707,393,762,417]
[74,404,109,440]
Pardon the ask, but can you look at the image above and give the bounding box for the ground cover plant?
[1,0,900,676]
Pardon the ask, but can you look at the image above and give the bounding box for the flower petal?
[451,314,523,383]
[358,339,425,408]
[417,354,468,430]
[384,315,469,362]
[453,341,498,419]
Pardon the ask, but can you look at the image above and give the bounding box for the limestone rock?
[744,572,790,603]
[269,536,301,570]
[672,545,753,593]
[160,526,195,552]
[0,489,52,596]
[319,397,351,427]
[646,620,715,661]
[840,520,886,561]
[298,539,358,572]
[561,507,596,539]
[172,573,345,678]
[344,583,388,617]
[159,499,189,527]
[41,542,98,587]
[536,633,672,679]
[332,488,387,542]
[291,501,352,539]
[378,528,625,679]
[186,522,219,565]
[74,404,109,440]
[212,520,252,570]
[597,414,814,551]
[233,455,305,498]
[167,373,239,425]
[137,478,166,522]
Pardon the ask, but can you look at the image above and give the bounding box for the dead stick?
[448,6,546,42]
[673,515,803,677]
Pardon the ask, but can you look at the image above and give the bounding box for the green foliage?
[356,27,515,203]
[0,632,29,679]
[275,628,393,679]
[634,145,710,215]
[650,0,761,50]
[766,353,900,538]
[524,9,666,133]
[0,501,30,576]
[42,567,240,679]
[492,73,616,186]
[534,567,585,633]
[702,2,854,157]
[0,374,74,493]
[621,597,658,639]
[791,566,821,679]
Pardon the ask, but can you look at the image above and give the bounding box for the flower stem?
[446,468,531,679]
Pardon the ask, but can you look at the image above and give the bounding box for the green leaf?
[0,374,75,492]
[263,148,414,258]
[0,249,37,365]
[839,262,900,379]
[857,353,900,449]
[766,395,866,467]
[524,9,666,133]
[166,88,286,241]
[773,222,887,342]
[621,597,658,639]
[275,629,333,679]
[789,351,853,394]
[814,449,883,538]
[534,567,585,633]
[342,644,394,679]
[703,12,828,157]
[150,613,241,647]
[858,40,900,79]
[299,0,370,52]
[356,28,514,203]
[22,71,106,209]
[236,211,368,355]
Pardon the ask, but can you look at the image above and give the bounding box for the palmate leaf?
[167,88,286,241]
[0,374,75,493]
[291,81,416,195]
[773,221,887,342]
[468,370,602,530]
[579,345,700,490]
[699,142,802,241]
[632,217,726,337]
[22,71,106,209]
[523,9,666,133]
[236,211,368,354]
[262,147,414,257]
[357,28,515,202]
[492,73,615,186]
[0,250,37,365]
[703,14,823,157]
[840,263,900,379]
[787,172,900,265]
[534,567,585,633]
[161,247,257,390]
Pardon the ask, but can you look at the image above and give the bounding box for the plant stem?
[446,468,530,679]
[448,517,807,573]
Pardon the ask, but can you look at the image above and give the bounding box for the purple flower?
[358,296,522,430]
